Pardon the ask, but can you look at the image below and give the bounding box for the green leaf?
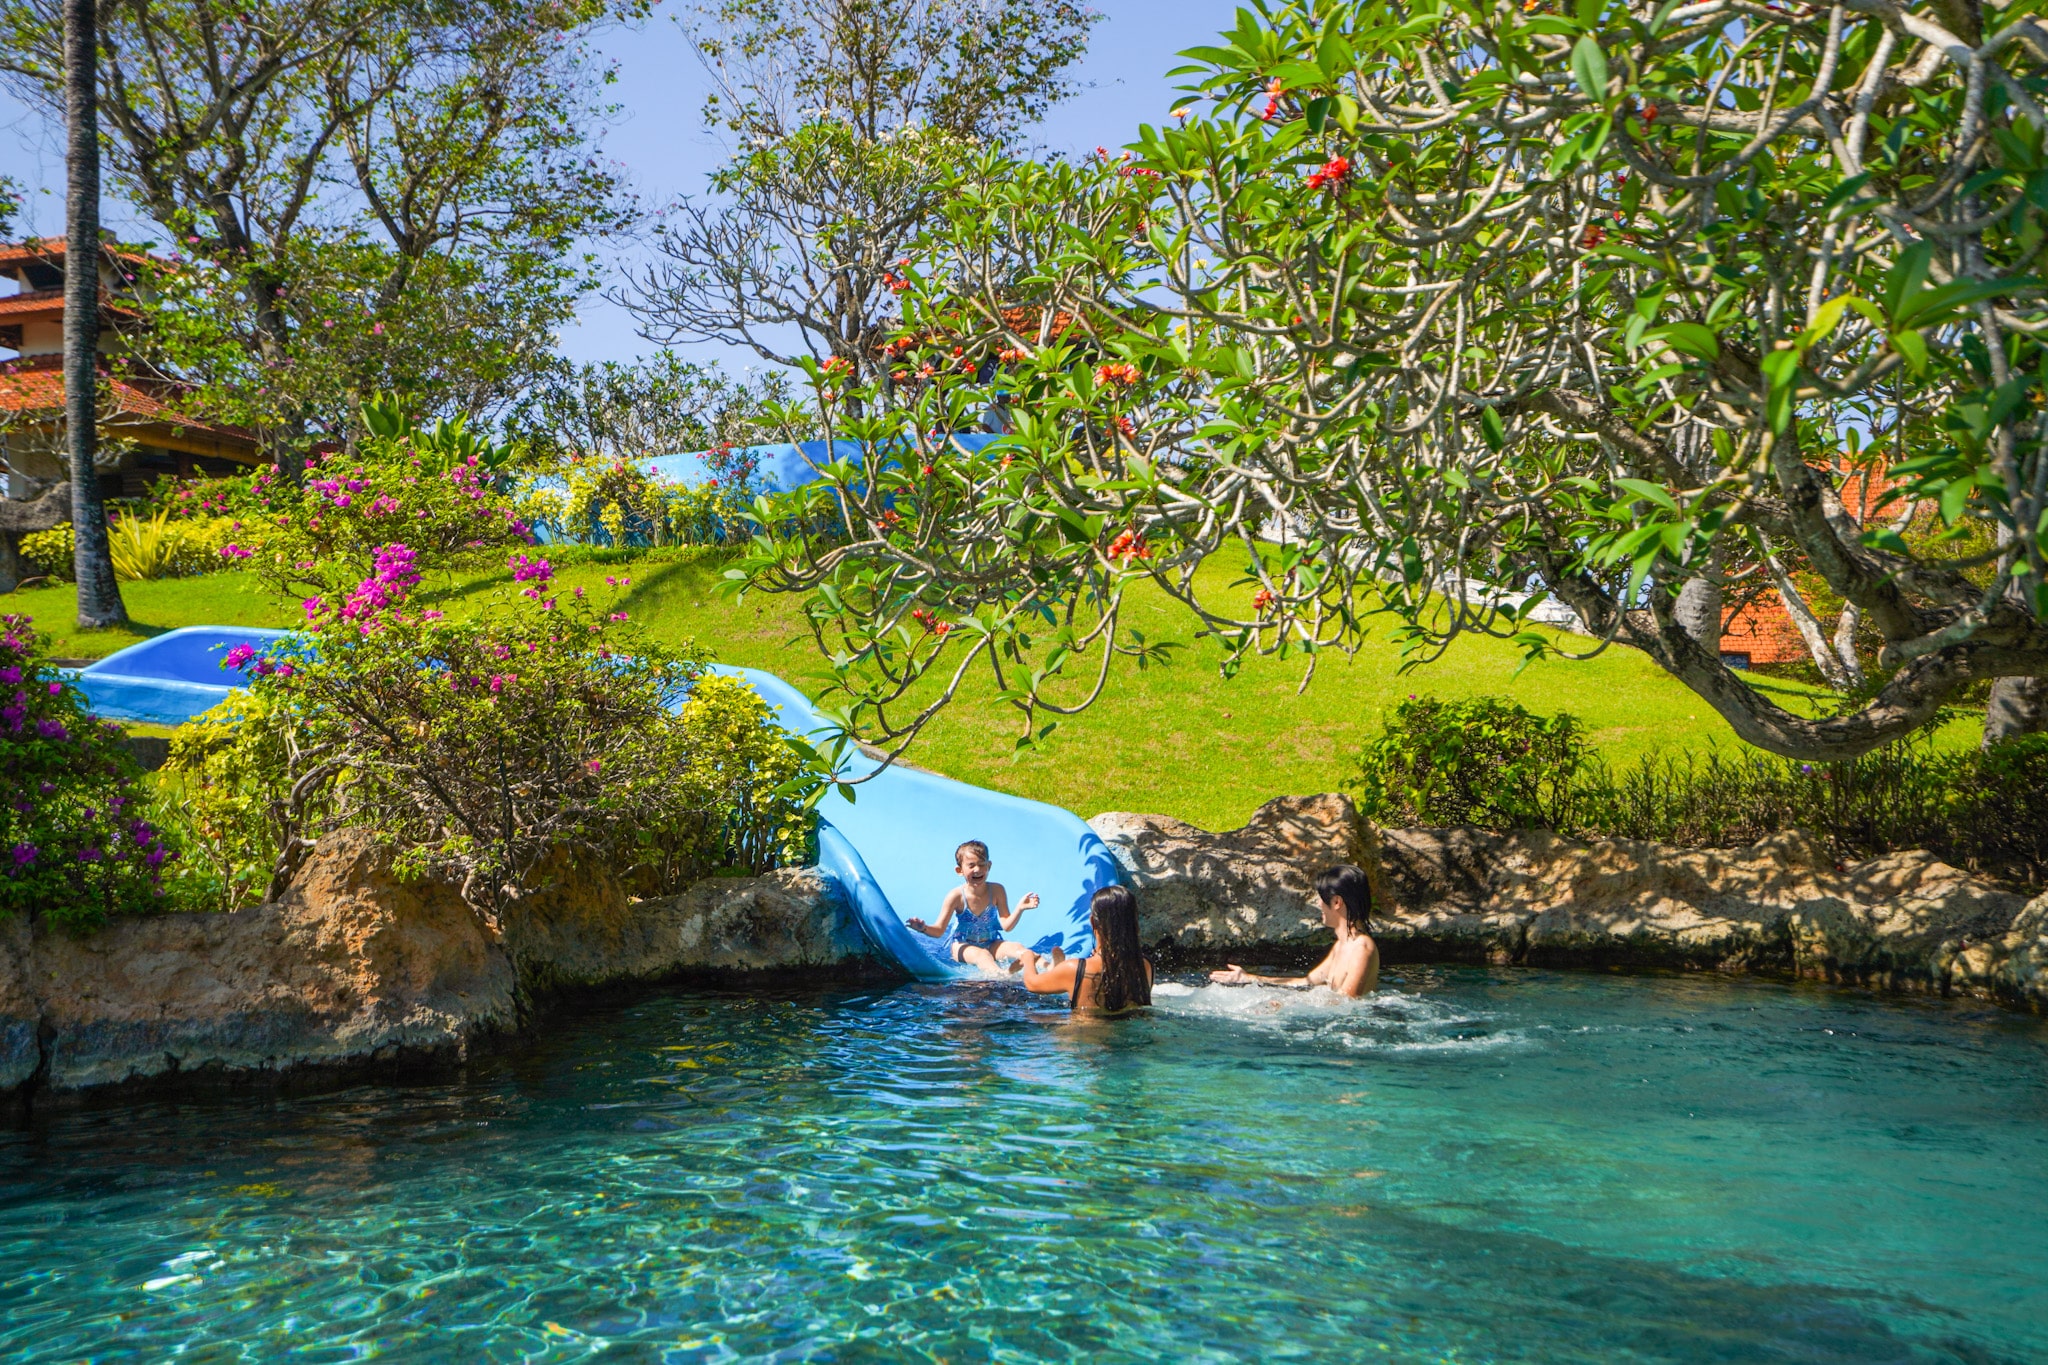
[1890,329,1929,373]
[1480,406,1507,451]
[1649,322,1720,360]
[1570,36,1609,102]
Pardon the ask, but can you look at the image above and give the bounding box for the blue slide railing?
[59,629,1120,980]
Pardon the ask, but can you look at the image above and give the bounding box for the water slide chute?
[59,630,1118,979]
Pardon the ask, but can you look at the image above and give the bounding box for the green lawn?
[6,558,1985,830]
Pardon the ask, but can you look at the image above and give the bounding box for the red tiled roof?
[0,354,255,449]
[0,238,165,271]
[0,285,139,324]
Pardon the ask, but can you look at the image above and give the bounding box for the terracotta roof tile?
[0,356,253,443]
[0,238,164,271]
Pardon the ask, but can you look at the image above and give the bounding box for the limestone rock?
[1089,794,1380,959]
[1094,794,2046,1012]
[503,861,867,992]
[29,829,517,1093]
[3,830,874,1100]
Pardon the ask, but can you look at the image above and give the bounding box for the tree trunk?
[1983,677,2048,747]
[64,0,127,629]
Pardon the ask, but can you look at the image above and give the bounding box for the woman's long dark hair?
[1314,864,1374,933]
[1087,885,1151,1012]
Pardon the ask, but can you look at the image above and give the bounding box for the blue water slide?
[633,433,1007,494]
[57,625,297,725]
[60,628,1120,980]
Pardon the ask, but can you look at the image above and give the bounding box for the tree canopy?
[617,0,1096,384]
[0,0,643,458]
[734,0,2048,762]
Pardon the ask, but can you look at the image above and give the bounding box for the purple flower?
[219,543,253,559]
[35,719,67,741]
[9,843,35,868]
[0,666,19,684]
[222,644,257,671]
[510,553,553,584]
[76,847,102,864]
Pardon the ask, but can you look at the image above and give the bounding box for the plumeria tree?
[737,0,2048,761]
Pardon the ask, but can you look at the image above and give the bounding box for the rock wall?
[0,830,872,1100]
[1090,795,2048,1013]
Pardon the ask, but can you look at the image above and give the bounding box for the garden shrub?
[1352,694,2048,887]
[156,688,316,912]
[548,457,749,547]
[1349,695,1588,830]
[247,403,539,603]
[105,509,249,580]
[1565,738,2048,887]
[18,523,72,582]
[0,614,179,929]
[164,546,820,917]
[677,674,816,874]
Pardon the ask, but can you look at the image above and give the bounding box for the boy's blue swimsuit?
[951,903,1003,950]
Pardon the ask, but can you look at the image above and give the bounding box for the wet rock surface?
[1092,796,2048,1012]
[1,831,871,1100]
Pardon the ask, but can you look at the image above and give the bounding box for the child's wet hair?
[954,839,990,866]
[1314,864,1374,932]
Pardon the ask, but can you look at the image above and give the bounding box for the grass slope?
[6,558,1981,830]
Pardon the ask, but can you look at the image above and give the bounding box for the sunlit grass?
[7,556,1984,830]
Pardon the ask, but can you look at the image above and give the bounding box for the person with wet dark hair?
[1019,884,1153,1014]
[1209,863,1379,997]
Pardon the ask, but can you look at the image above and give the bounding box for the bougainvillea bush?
[0,615,178,930]
[242,399,539,603]
[163,548,819,916]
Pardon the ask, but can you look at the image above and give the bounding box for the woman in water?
[1208,864,1380,997]
[1019,884,1153,1013]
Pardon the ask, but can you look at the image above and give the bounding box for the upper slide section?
[60,629,1120,981]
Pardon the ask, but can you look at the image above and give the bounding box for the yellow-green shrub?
[18,523,74,581]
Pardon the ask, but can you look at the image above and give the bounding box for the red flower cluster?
[1107,529,1152,562]
[1580,224,1606,248]
[1251,588,1277,611]
[1096,362,1140,389]
[1262,78,1285,122]
[1306,156,1351,191]
[909,607,951,637]
[997,347,1028,364]
[820,355,853,377]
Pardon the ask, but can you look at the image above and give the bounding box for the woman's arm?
[1210,945,1336,988]
[1019,949,1080,996]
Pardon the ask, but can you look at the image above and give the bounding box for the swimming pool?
[1,968,2042,1361]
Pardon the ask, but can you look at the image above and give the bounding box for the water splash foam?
[1151,980,1525,1054]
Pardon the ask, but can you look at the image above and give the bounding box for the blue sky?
[0,0,1241,375]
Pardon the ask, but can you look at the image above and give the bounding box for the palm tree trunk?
[65,0,126,629]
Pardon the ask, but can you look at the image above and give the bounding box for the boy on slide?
[906,839,1039,972]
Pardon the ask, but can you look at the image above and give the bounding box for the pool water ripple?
[0,967,2043,1362]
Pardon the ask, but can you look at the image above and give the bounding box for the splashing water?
[0,967,2042,1362]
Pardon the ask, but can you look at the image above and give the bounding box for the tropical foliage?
[734,0,2048,762]
[0,0,645,456]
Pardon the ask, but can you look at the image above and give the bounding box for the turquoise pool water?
[2,968,2044,1362]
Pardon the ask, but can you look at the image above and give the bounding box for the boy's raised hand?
[1018,892,1040,911]
[906,916,928,933]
